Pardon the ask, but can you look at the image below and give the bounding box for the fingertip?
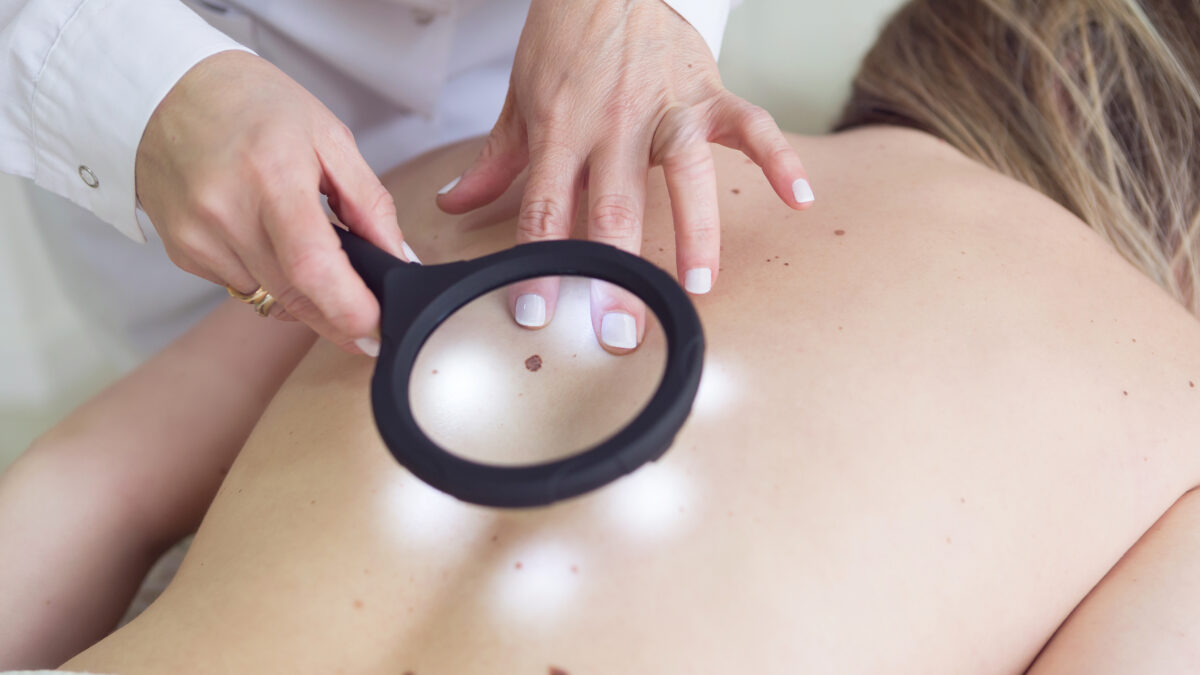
[791,177,816,208]
[507,278,560,329]
[590,279,646,354]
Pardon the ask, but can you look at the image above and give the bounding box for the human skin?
[68,128,1200,673]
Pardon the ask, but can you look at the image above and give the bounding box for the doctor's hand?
[135,51,412,356]
[437,0,812,353]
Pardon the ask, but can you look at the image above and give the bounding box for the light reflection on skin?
[595,461,695,539]
[490,539,583,623]
[385,473,494,549]
[691,356,738,419]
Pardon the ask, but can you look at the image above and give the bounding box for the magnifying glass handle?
[332,225,413,298]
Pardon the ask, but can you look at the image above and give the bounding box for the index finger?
[261,181,380,347]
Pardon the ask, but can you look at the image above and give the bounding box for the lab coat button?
[78,165,99,188]
[411,8,436,25]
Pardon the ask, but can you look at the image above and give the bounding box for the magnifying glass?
[335,226,705,508]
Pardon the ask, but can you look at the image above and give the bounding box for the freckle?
[525,354,543,372]
[961,251,966,255]
[838,326,843,331]
[1131,338,1136,343]
[363,568,371,575]
[945,537,952,544]
[549,668,570,675]
[491,535,498,542]
[834,229,846,236]
[353,599,364,609]
[774,255,780,259]
[765,258,771,263]
[1144,456,1149,462]
[572,353,577,358]
[960,497,966,504]
[571,565,579,574]
[432,369,438,375]
[515,561,523,570]
[731,188,741,195]
[236,488,243,494]
[658,247,664,252]
[687,63,693,69]
[310,499,316,505]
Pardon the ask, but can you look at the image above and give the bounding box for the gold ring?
[226,285,269,305]
[253,293,277,318]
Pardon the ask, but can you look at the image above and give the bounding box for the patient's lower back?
[67,128,1200,674]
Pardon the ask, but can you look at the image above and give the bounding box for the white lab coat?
[0,0,733,357]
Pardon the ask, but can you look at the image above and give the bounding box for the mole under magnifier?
[335,226,705,508]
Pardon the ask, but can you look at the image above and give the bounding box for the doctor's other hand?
[437,0,812,353]
[135,50,412,355]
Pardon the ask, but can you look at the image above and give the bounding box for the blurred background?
[0,0,907,469]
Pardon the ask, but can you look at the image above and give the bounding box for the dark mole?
[731,188,741,195]
[525,355,543,372]
[515,561,523,570]
[1123,390,1129,396]
[353,599,364,609]
[784,262,790,266]
[834,229,846,236]
[549,668,570,675]
[765,258,771,263]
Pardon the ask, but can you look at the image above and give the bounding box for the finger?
[260,179,381,352]
[660,139,721,296]
[437,92,530,215]
[502,135,585,330]
[164,222,259,292]
[586,141,649,352]
[315,122,407,258]
[710,94,814,210]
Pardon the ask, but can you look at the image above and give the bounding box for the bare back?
[67,128,1200,674]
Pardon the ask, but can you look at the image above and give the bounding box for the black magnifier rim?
[336,228,705,508]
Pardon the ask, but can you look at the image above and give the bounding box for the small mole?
[310,499,316,506]
[1132,338,1137,343]
[1123,390,1129,396]
[945,537,953,544]
[774,255,780,259]
[404,671,416,675]
[658,247,664,252]
[515,561,523,570]
[960,497,966,504]
[1144,456,1149,462]
[687,63,693,69]
[834,229,846,236]
[572,353,577,358]
[838,326,843,331]
[731,188,741,195]
[491,534,498,542]
[525,355,543,372]
[1190,381,1195,388]
[353,599,364,609]
[765,258,771,263]
[571,565,579,574]
[432,369,439,375]
[236,488,243,494]
[960,251,966,255]
[549,668,570,675]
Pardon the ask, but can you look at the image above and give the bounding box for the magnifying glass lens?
[409,275,667,466]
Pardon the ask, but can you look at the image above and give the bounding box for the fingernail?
[437,176,461,196]
[600,312,637,350]
[354,337,381,358]
[401,241,422,264]
[514,294,547,328]
[684,268,713,295]
[792,178,815,204]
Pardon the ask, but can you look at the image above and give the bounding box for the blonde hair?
[838,0,1200,313]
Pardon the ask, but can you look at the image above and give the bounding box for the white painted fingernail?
[601,312,638,350]
[684,268,713,295]
[354,337,381,358]
[514,294,547,328]
[437,176,461,195]
[401,240,422,264]
[792,178,815,204]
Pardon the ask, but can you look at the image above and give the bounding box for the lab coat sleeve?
[0,0,253,242]
[659,0,739,59]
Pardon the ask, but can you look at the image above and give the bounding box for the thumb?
[437,91,530,214]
